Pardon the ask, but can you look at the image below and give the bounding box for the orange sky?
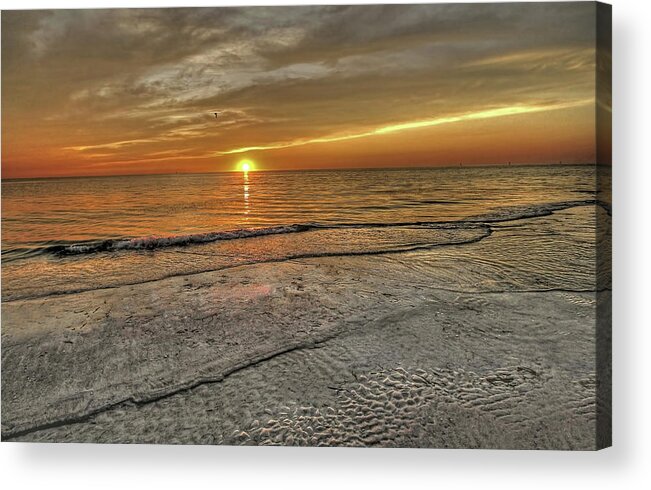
[2,3,610,178]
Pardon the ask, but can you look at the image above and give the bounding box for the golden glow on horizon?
[218,99,593,156]
[237,159,254,172]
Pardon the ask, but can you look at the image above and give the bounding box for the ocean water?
[1,165,604,301]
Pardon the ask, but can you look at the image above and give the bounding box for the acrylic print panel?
[0,2,611,449]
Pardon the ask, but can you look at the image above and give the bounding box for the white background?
[0,0,649,488]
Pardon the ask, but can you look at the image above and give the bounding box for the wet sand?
[1,207,608,448]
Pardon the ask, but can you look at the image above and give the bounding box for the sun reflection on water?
[243,171,250,216]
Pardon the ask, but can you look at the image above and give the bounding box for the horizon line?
[1,161,600,182]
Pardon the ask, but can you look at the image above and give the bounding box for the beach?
[1,168,610,447]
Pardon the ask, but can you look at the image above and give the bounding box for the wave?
[465,199,603,223]
[45,224,314,256]
[316,199,602,228]
[3,199,603,261]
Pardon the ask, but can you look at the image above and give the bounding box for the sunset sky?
[2,3,607,178]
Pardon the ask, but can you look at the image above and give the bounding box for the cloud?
[217,98,593,155]
[2,3,599,176]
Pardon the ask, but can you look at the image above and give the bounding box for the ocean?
[2,165,602,301]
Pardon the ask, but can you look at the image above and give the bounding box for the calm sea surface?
[1,165,601,300]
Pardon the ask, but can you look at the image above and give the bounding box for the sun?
[238,159,254,172]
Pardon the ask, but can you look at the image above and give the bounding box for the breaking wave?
[2,199,602,262]
[46,224,314,256]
